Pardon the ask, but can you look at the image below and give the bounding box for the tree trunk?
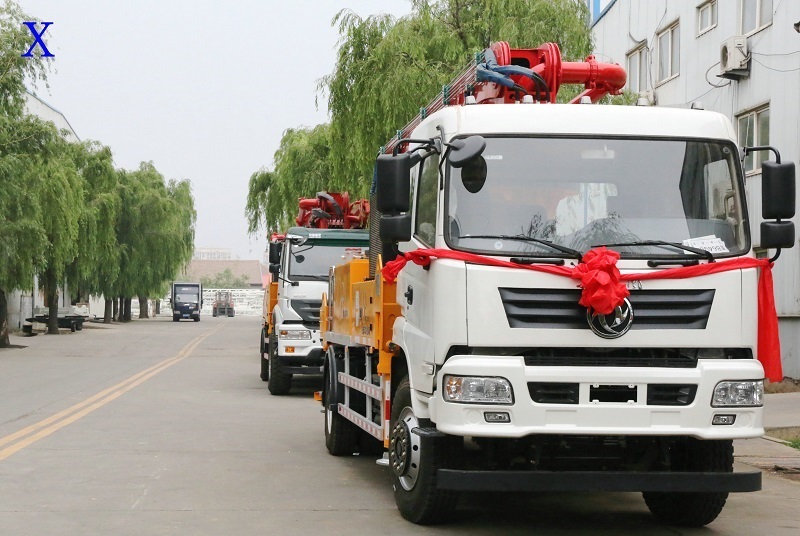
[155,299,161,315]
[0,289,10,348]
[138,295,149,319]
[104,298,113,324]
[123,298,132,322]
[112,296,119,321]
[45,270,59,335]
[47,289,59,334]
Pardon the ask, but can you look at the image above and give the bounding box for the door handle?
[404,285,414,305]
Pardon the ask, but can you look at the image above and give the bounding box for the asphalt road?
[1,316,798,535]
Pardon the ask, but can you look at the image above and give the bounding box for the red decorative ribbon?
[382,247,782,381]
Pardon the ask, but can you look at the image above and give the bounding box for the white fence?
[158,288,265,317]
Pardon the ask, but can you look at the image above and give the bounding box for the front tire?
[267,333,291,395]
[643,439,733,527]
[260,328,269,381]
[389,377,459,524]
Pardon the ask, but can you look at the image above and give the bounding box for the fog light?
[712,380,763,407]
[443,375,513,404]
[285,346,295,353]
[712,414,736,425]
[484,412,510,423]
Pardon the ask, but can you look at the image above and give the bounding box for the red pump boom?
[295,191,369,229]
[385,41,626,154]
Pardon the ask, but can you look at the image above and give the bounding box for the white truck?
[260,193,370,395]
[320,42,796,526]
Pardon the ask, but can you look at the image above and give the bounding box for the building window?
[738,106,770,173]
[657,22,680,83]
[741,0,773,35]
[626,45,648,93]
[698,1,717,35]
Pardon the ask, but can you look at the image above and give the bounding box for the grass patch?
[788,439,800,451]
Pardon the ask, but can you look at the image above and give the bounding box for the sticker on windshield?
[682,235,729,254]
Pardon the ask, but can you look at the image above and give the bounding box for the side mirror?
[379,214,412,243]
[269,263,279,275]
[447,135,486,168]
[762,160,796,220]
[376,153,411,213]
[268,242,282,265]
[761,221,795,249]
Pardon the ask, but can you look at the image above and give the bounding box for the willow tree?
[65,141,120,323]
[114,163,195,321]
[322,0,593,187]
[246,124,334,236]
[35,138,85,334]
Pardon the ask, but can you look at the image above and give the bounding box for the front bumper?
[276,327,324,374]
[428,355,764,440]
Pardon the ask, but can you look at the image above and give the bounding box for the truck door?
[398,153,440,393]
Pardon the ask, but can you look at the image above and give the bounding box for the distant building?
[591,0,800,378]
[193,247,234,260]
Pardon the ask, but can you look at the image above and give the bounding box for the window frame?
[697,0,717,36]
[740,0,773,36]
[737,104,770,175]
[656,21,681,85]
[626,44,648,94]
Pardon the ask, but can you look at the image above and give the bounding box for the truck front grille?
[499,288,715,330]
[290,299,322,326]
[524,348,699,368]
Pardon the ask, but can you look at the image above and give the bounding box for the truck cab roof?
[284,227,370,244]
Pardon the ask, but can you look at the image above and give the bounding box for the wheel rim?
[390,407,421,491]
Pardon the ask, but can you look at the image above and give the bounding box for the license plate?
[182,314,189,318]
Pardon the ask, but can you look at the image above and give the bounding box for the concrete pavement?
[735,392,800,473]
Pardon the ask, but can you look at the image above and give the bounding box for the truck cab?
[262,227,369,394]
[171,282,202,322]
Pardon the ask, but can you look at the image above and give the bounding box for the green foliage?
[201,268,251,289]
[0,115,58,293]
[246,124,337,235]
[66,141,121,299]
[789,438,800,451]
[114,163,196,301]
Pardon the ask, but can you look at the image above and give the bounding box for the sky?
[18,0,412,261]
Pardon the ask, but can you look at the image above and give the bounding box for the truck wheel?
[268,335,292,395]
[259,328,269,381]
[324,355,357,455]
[389,377,459,524]
[193,315,200,322]
[643,439,733,527]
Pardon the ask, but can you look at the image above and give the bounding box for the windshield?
[175,288,199,303]
[288,243,366,280]
[446,136,748,259]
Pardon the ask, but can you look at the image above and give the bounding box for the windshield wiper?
[461,234,583,262]
[594,240,715,263]
[294,274,328,281]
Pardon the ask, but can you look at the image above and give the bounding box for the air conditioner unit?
[720,36,749,79]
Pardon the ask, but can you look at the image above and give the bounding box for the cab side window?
[414,154,439,245]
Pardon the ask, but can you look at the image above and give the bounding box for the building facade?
[591,0,800,377]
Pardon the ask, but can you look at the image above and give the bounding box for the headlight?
[712,380,763,407]
[279,329,311,340]
[443,375,513,405]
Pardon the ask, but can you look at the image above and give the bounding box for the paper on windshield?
[682,235,729,254]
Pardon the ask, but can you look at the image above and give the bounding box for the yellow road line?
[0,321,226,461]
